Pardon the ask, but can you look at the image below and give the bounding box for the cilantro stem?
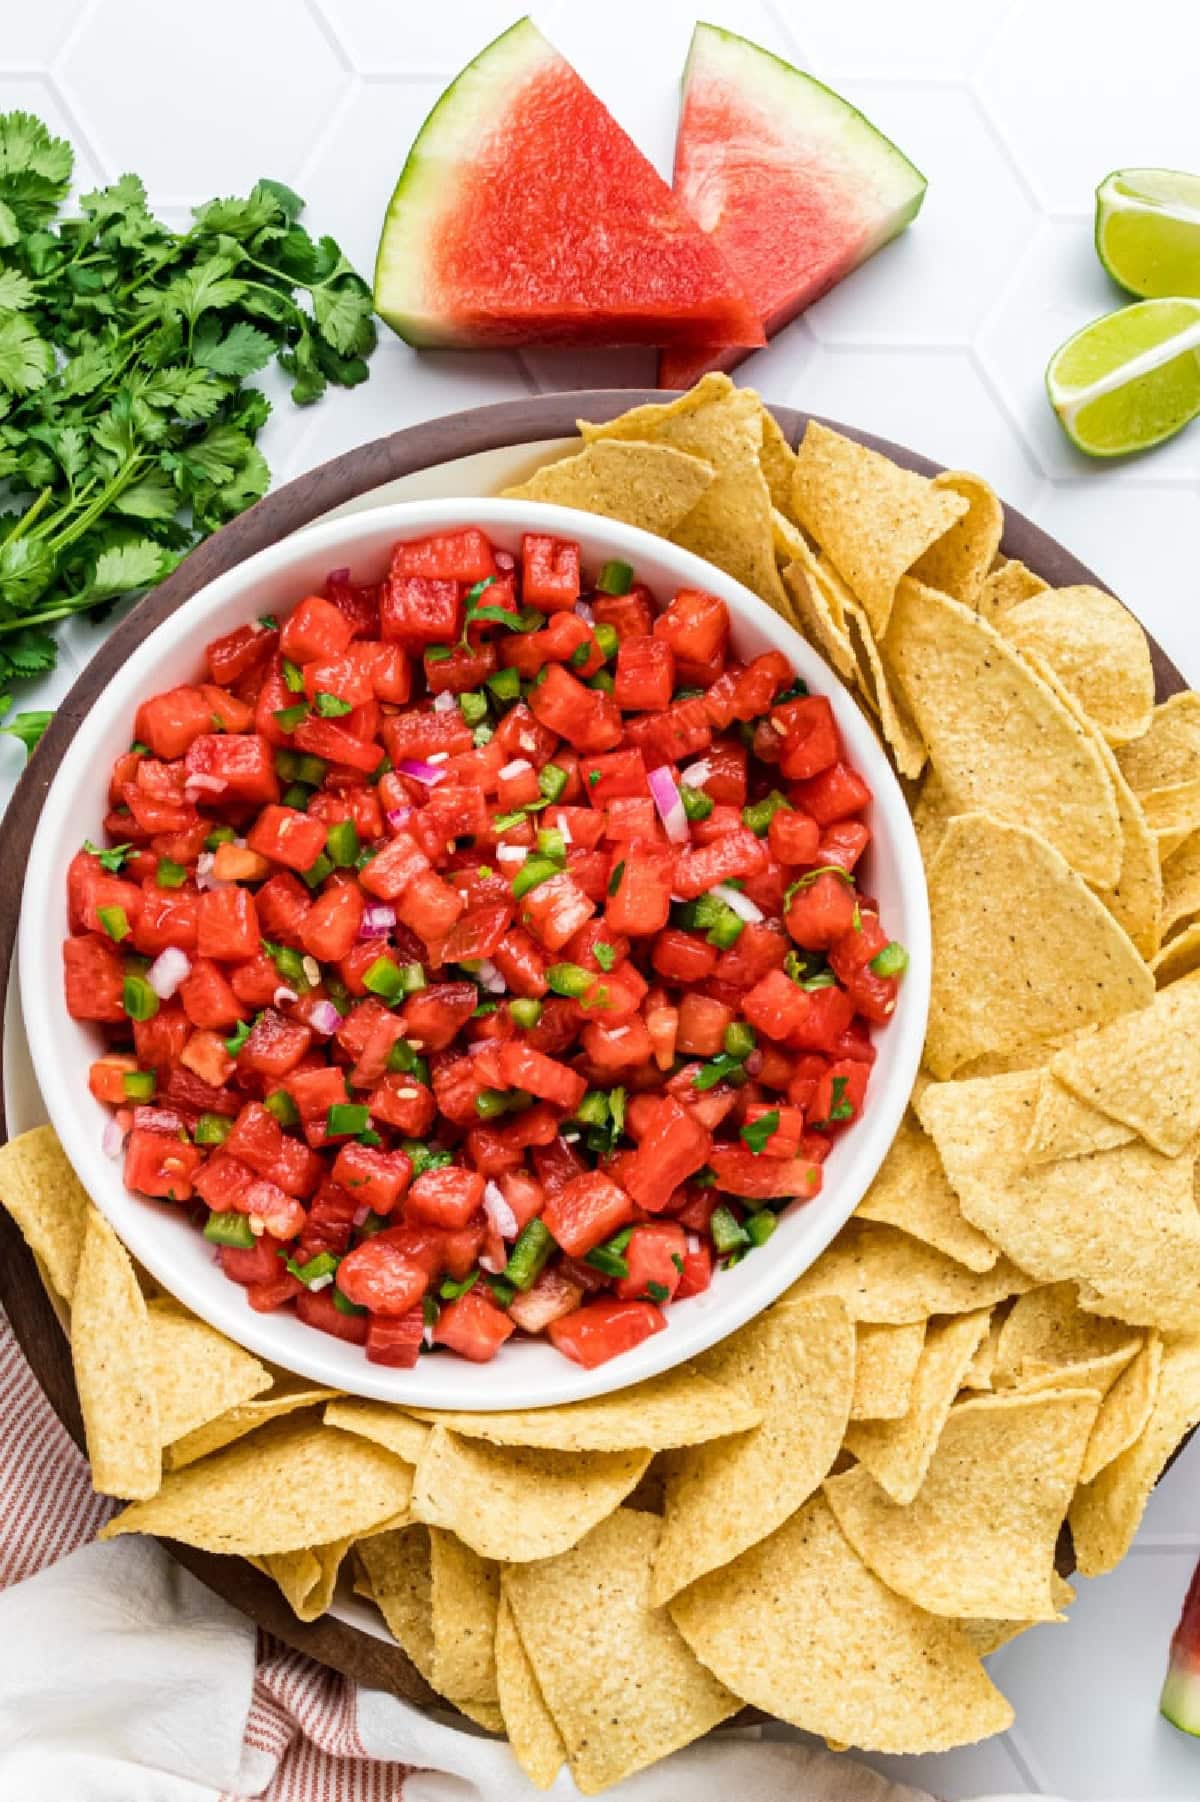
[43,458,147,553]
[0,487,53,546]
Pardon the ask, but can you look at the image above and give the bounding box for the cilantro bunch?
[0,111,377,731]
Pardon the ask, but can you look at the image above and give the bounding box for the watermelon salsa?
[63,527,908,1371]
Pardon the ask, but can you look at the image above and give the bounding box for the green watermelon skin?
[659,24,926,388]
[1162,1558,1200,1737]
[373,17,763,353]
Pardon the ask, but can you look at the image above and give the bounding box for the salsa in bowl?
[25,499,929,1407]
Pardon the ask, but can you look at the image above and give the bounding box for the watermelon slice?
[373,18,763,353]
[1162,1557,1200,1737]
[659,25,926,389]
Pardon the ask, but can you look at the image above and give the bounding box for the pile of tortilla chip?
[2,379,1200,1794]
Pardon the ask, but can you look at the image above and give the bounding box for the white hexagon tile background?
[2,1,1199,1794]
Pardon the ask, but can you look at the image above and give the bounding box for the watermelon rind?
[1161,1660,1200,1737]
[374,17,556,347]
[661,24,926,385]
[681,23,926,256]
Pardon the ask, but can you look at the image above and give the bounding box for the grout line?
[300,0,356,74]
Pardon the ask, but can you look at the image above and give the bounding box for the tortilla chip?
[923,813,1152,1078]
[1080,1333,1163,1484]
[778,1219,1028,1324]
[844,1310,993,1503]
[781,553,858,682]
[827,1388,1099,1619]
[1117,691,1200,792]
[885,581,1121,888]
[1025,656,1163,959]
[855,1109,997,1272]
[164,1384,338,1470]
[911,767,959,868]
[357,1524,436,1683]
[843,599,927,779]
[993,1285,1139,1386]
[977,558,1049,626]
[1152,921,1200,987]
[1161,831,1200,939]
[412,1426,649,1564]
[501,438,715,539]
[505,1510,738,1794]
[962,1313,1005,1391]
[101,1417,414,1555]
[959,1574,1076,1657]
[1069,1333,1200,1575]
[323,1399,430,1466]
[495,1594,565,1791]
[758,405,798,516]
[999,586,1154,746]
[1157,824,1193,862]
[1050,970,1200,1155]
[71,1207,160,1500]
[918,1070,1200,1332]
[0,1125,90,1304]
[910,471,1004,605]
[429,1528,499,1704]
[408,1363,760,1452]
[670,1493,1012,1752]
[146,1298,271,1450]
[1152,919,1200,986]
[1021,1075,1136,1167]
[790,421,968,639]
[1136,777,1200,837]
[850,1321,927,1420]
[259,1537,351,1623]
[650,1298,853,1604]
[579,377,789,615]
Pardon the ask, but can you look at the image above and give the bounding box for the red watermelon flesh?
[659,26,926,389]
[373,18,763,352]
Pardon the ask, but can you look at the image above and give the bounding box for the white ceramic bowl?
[21,498,929,1408]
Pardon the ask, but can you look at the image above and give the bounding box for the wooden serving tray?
[0,391,1185,1704]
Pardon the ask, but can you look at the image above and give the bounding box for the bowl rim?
[21,493,930,1409]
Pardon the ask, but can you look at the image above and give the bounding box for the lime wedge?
[1096,168,1200,298]
[1045,298,1200,456]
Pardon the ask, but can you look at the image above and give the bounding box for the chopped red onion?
[273,985,299,1008]
[432,690,456,713]
[396,759,446,787]
[147,946,191,999]
[556,810,572,843]
[359,902,397,939]
[101,1116,126,1159]
[194,852,232,894]
[647,764,689,845]
[574,599,595,624]
[326,566,351,585]
[744,1050,764,1076]
[427,751,449,765]
[479,1246,507,1275]
[385,805,413,833]
[499,757,532,780]
[497,844,528,865]
[184,772,227,799]
[476,958,507,995]
[483,1180,519,1241]
[686,1231,701,1254]
[495,549,516,572]
[308,999,342,1036]
[712,883,764,923]
[134,1105,186,1133]
[352,1204,370,1227]
[680,760,712,789]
